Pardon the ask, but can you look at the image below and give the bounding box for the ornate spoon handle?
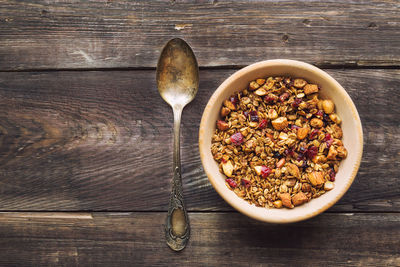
[165,107,190,251]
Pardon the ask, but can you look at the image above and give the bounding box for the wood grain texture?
[1,0,400,70]
[0,69,399,211]
[0,212,398,266]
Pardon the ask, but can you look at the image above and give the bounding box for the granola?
[211,76,347,209]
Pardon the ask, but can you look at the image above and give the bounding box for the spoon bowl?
[157,38,199,109]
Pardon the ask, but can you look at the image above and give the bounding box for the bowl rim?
[199,59,363,223]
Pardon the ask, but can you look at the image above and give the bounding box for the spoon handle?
[165,107,190,251]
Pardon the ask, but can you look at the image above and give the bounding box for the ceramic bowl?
[199,59,363,223]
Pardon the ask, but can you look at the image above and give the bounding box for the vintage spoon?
[156,38,199,251]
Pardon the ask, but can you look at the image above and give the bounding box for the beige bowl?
[199,59,363,223]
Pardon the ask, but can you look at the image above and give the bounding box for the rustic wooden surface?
[0,0,399,266]
[0,212,399,266]
[1,0,400,70]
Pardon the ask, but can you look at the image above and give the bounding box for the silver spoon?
[156,38,199,251]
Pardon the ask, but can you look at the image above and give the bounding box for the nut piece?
[329,113,342,124]
[322,100,335,114]
[249,81,260,91]
[308,171,325,187]
[312,155,327,164]
[222,160,234,177]
[271,117,289,130]
[273,200,283,208]
[301,183,311,192]
[287,163,300,179]
[310,118,324,128]
[256,78,266,85]
[294,78,307,88]
[268,109,278,120]
[324,181,334,191]
[254,166,262,176]
[327,145,338,160]
[297,127,309,140]
[285,178,296,187]
[292,192,308,206]
[220,107,231,117]
[254,88,267,96]
[223,99,236,110]
[304,84,319,95]
[217,120,229,131]
[280,193,294,208]
[276,158,286,168]
[337,146,348,158]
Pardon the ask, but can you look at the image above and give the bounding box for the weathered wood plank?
[0,212,398,266]
[0,69,399,211]
[1,0,399,70]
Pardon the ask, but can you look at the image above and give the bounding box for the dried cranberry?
[285,148,294,157]
[297,153,305,161]
[299,146,307,153]
[241,179,251,188]
[324,133,334,148]
[305,146,318,159]
[260,166,272,178]
[264,96,275,103]
[226,178,237,188]
[243,111,249,118]
[328,169,336,181]
[292,98,302,108]
[279,92,289,102]
[323,113,330,122]
[249,111,259,122]
[291,124,300,130]
[316,110,324,117]
[309,129,319,139]
[259,119,268,129]
[230,132,244,145]
[229,95,239,105]
[221,158,227,164]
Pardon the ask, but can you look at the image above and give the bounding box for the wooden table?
[1,1,399,266]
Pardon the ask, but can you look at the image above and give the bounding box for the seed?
[255,88,267,96]
[294,78,307,88]
[249,81,260,91]
[329,113,342,124]
[256,79,266,85]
